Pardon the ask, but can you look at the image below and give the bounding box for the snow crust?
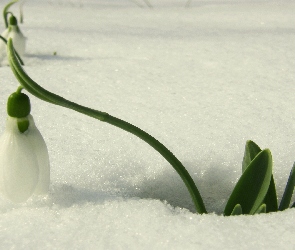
[0,0,295,249]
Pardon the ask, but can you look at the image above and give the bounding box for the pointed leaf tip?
[231,204,243,216]
[224,149,272,215]
[242,140,261,172]
[255,204,266,214]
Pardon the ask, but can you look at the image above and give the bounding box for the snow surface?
[0,0,295,249]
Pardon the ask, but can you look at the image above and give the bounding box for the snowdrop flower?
[0,89,50,203]
[0,15,26,63]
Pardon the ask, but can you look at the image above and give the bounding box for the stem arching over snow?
[7,38,207,214]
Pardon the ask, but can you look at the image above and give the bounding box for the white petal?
[0,29,9,62]
[9,26,26,56]
[0,29,9,39]
[0,117,39,203]
[26,115,50,195]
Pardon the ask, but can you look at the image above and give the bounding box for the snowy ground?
[0,0,295,249]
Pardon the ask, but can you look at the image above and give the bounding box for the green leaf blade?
[263,175,278,212]
[242,140,278,212]
[279,163,295,211]
[224,149,273,216]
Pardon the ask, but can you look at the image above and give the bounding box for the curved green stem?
[3,0,18,28]
[105,115,206,213]
[3,11,13,28]
[16,85,23,93]
[20,1,24,23]
[7,38,207,213]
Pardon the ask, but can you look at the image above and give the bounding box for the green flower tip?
[9,15,18,26]
[7,91,31,118]
[17,118,29,133]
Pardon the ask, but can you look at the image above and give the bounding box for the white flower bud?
[0,115,50,203]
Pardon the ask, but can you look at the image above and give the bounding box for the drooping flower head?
[0,88,50,203]
[0,14,26,64]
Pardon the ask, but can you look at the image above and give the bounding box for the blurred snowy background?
[0,0,295,249]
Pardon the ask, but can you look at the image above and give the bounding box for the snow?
[0,0,295,249]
